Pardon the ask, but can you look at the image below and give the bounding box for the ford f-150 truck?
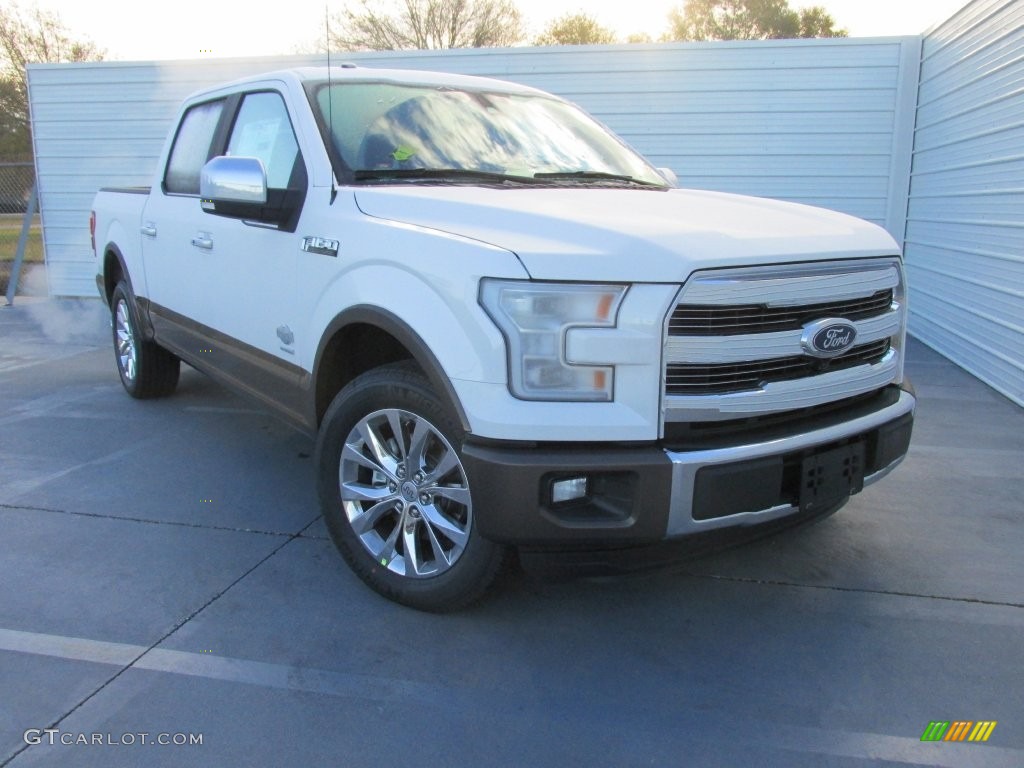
[91,66,915,611]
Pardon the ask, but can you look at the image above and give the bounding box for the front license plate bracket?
[800,442,865,514]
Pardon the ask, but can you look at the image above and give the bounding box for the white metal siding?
[28,38,919,297]
[906,0,1024,406]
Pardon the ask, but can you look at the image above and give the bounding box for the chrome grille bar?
[666,340,891,395]
[670,289,893,336]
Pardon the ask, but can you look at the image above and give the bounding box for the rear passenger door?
[142,96,226,331]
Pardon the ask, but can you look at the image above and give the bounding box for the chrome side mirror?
[200,156,268,205]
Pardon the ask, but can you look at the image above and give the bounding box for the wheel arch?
[311,305,471,433]
[101,243,129,307]
[102,243,156,340]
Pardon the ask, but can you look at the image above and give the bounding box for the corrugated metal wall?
[28,38,920,298]
[906,0,1024,406]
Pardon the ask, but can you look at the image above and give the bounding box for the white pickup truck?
[91,66,915,610]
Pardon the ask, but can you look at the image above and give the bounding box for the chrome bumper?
[664,390,916,537]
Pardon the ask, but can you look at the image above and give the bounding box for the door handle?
[191,235,213,250]
[140,223,157,237]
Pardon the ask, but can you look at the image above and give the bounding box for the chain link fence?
[0,161,41,299]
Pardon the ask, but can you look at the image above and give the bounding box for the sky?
[36,0,970,62]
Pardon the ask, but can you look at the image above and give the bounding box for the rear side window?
[164,100,225,195]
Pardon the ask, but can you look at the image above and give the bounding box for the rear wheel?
[316,364,504,611]
[111,281,179,398]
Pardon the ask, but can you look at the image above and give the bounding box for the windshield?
[310,81,667,187]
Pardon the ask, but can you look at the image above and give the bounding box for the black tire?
[111,281,180,399]
[316,363,505,612]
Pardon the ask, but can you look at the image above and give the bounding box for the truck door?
[142,96,227,338]
[142,89,309,421]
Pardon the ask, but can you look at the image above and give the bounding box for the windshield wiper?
[353,168,536,184]
[353,167,664,188]
[533,171,660,186]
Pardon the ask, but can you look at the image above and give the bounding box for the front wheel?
[316,364,504,611]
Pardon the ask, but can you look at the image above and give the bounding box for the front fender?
[312,304,473,431]
[301,213,529,432]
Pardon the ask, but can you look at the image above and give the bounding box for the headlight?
[480,280,626,401]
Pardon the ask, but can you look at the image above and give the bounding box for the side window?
[226,92,302,190]
[164,100,225,195]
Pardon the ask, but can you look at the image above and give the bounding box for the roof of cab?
[187,65,547,101]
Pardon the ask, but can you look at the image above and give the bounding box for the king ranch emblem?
[801,318,858,358]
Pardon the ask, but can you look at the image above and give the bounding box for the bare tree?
[0,2,103,158]
[332,0,524,51]
[535,13,617,46]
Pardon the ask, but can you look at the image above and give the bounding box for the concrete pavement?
[1,298,1022,767]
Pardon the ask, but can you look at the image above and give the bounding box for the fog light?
[551,476,588,504]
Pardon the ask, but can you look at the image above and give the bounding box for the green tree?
[0,2,104,159]
[534,13,617,46]
[0,78,27,159]
[627,32,655,44]
[331,0,524,50]
[666,0,846,41]
[797,5,846,38]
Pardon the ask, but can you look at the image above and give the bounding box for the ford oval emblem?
[801,318,858,358]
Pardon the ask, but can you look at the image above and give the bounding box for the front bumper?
[461,383,915,547]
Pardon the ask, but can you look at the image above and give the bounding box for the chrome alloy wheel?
[115,298,137,382]
[339,408,472,578]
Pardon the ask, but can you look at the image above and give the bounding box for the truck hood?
[353,186,899,282]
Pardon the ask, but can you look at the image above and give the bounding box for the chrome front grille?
[663,258,906,423]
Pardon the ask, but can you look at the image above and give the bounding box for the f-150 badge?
[302,236,339,257]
